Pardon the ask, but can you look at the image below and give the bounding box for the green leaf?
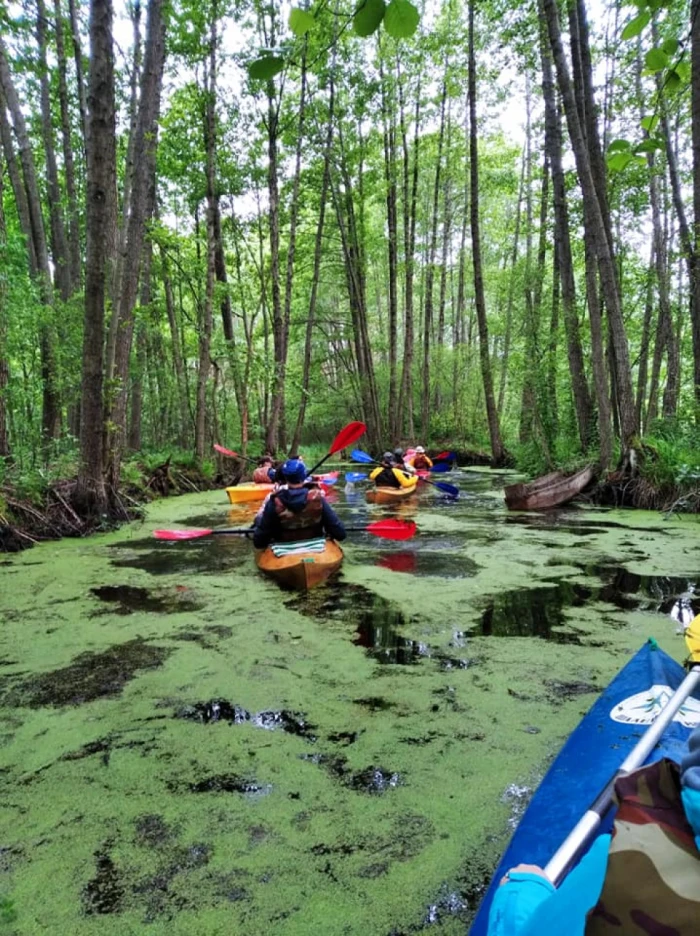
[248,56,285,80]
[634,138,664,154]
[645,47,669,72]
[289,8,315,36]
[607,152,634,172]
[608,138,631,154]
[662,37,679,56]
[621,11,650,40]
[640,115,659,132]
[353,0,385,37]
[675,60,691,82]
[665,69,682,92]
[383,0,420,38]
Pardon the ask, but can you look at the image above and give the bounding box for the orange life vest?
[253,466,272,484]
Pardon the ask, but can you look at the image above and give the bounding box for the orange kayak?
[366,485,418,505]
[255,540,343,591]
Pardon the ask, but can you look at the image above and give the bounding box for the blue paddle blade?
[430,462,451,474]
[320,477,338,485]
[351,449,375,464]
[346,472,368,482]
[432,480,459,498]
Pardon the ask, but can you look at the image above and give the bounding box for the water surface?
[0,467,698,934]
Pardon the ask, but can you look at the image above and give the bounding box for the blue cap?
[281,458,307,483]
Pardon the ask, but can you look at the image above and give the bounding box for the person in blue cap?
[253,458,346,549]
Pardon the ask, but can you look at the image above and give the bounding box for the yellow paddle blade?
[686,614,700,662]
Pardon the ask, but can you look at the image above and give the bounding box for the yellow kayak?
[226,483,274,504]
[366,485,418,505]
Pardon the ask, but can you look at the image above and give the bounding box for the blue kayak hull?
[469,642,700,935]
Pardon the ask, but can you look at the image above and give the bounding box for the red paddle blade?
[434,450,451,460]
[154,528,213,540]
[365,519,417,540]
[329,421,366,455]
[214,444,239,458]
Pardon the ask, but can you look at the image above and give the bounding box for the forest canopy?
[0,0,698,513]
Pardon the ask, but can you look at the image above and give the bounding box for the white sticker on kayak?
[611,684,700,729]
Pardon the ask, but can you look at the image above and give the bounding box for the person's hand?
[499,864,551,886]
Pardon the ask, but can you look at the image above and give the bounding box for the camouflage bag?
[586,758,700,935]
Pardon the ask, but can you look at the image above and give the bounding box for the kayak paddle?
[351,449,459,499]
[213,444,259,465]
[544,623,700,886]
[346,472,368,483]
[434,450,456,462]
[153,518,416,541]
[429,462,451,474]
[306,421,366,477]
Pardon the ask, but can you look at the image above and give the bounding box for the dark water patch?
[3,639,171,707]
[82,850,124,915]
[326,730,360,745]
[582,565,700,625]
[134,814,173,848]
[132,844,211,922]
[174,699,316,739]
[170,624,233,649]
[110,538,250,576]
[61,737,112,765]
[301,751,401,794]
[352,696,395,711]
[544,679,599,701]
[476,582,593,639]
[183,774,270,796]
[90,584,204,616]
[286,579,425,665]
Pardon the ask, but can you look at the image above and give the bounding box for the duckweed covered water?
[1,467,699,935]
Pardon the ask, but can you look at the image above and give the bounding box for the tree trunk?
[104,0,166,488]
[68,0,88,147]
[0,96,37,273]
[159,243,189,446]
[291,63,335,454]
[0,152,9,457]
[544,0,637,458]
[54,0,81,291]
[691,0,700,404]
[76,0,116,509]
[0,35,61,441]
[36,0,71,301]
[468,0,504,463]
[380,45,399,441]
[128,242,152,452]
[421,74,448,438]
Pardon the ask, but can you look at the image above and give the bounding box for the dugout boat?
[469,640,700,934]
[504,465,594,511]
[255,539,344,591]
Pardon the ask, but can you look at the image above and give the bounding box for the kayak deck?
[366,485,418,504]
[255,540,343,591]
[226,483,274,504]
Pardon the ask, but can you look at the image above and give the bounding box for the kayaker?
[370,453,419,490]
[408,446,433,471]
[393,447,417,475]
[253,458,346,548]
[253,456,275,484]
[486,722,700,935]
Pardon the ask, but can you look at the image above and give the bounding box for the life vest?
[413,454,431,470]
[253,466,272,484]
[586,757,700,935]
[273,488,324,542]
[374,466,402,488]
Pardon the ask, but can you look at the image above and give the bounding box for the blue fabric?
[281,459,306,483]
[681,724,700,849]
[487,834,610,936]
[253,488,346,549]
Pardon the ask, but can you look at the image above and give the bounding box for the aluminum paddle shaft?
[544,664,700,886]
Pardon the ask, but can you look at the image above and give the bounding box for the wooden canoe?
[366,484,418,505]
[226,483,274,504]
[504,465,594,511]
[255,540,343,591]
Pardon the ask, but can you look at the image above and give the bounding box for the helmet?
[382,452,394,463]
[281,458,307,483]
[416,446,425,454]
[393,448,404,458]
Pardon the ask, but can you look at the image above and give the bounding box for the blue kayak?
[469,641,700,935]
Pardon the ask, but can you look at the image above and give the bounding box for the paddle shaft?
[544,664,700,886]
